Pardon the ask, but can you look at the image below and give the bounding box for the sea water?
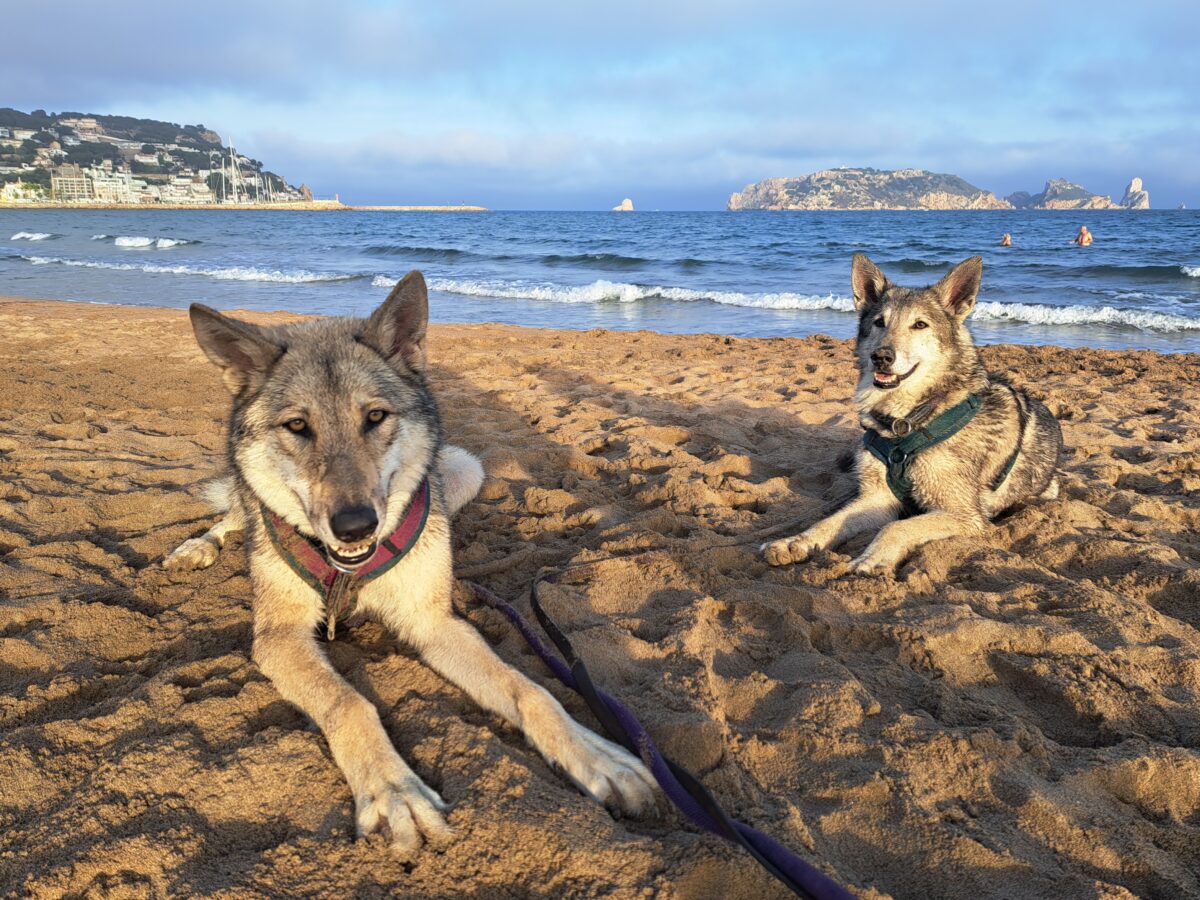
[2,209,1198,351]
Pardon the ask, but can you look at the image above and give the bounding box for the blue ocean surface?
[2,209,1198,351]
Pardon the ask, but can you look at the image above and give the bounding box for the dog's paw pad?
[761,537,814,567]
[162,536,220,571]
[569,727,658,817]
[356,779,453,858]
[850,555,893,577]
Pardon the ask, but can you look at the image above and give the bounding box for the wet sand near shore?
[1,297,1198,899]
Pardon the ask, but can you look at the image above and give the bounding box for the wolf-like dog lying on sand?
[164,272,655,856]
[763,254,1063,575]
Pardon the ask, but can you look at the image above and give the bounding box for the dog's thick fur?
[164,273,655,856]
[763,254,1063,575]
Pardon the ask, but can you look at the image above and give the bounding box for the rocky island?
[729,168,1151,210]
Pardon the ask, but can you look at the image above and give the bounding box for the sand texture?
[2,298,1199,899]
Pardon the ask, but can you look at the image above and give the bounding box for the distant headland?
[0,107,485,211]
[728,168,1152,211]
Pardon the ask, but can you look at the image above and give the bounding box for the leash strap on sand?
[467,572,855,900]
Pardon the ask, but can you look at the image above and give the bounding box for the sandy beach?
[2,297,1199,899]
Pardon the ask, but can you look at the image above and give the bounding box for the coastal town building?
[1,108,311,206]
[50,164,93,202]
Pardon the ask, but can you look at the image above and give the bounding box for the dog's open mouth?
[326,540,378,570]
[873,364,918,389]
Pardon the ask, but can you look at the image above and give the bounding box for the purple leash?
[468,569,856,900]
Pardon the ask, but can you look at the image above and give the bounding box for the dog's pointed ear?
[851,253,889,310]
[934,256,983,319]
[363,270,429,371]
[189,304,283,393]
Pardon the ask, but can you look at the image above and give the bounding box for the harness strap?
[863,393,982,514]
[864,390,1025,514]
[259,478,431,638]
[991,384,1027,493]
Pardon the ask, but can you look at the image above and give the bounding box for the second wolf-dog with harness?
[164,272,656,857]
[763,254,1063,575]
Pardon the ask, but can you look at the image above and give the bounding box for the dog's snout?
[871,346,896,370]
[329,505,378,543]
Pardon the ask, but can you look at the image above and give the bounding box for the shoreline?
[1,293,1197,358]
[2,297,1199,897]
[0,201,488,212]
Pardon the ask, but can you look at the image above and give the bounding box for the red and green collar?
[260,478,431,639]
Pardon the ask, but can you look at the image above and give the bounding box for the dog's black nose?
[330,505,378,543]
[871,347,896,369]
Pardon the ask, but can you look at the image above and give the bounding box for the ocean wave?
[364,244,478,261]
[10,232,56,241]
[541,252,650,268]
[972,300,1200,331]
[364,245,674,270]
[374,275,857,311]
[100,235,198,249]
[1006,262,1200,281]
[23,255,362,284]
[372,274,1200,333]
[882,258,953,272]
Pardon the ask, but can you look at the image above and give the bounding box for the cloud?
[5,0,1198,207]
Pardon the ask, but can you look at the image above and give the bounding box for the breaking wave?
[370,275,1200,333]
[94,234,198,249]
[22,255,363,284]
[375,275,858,311]
[1183,266,1200,278]
[10,232,56,241]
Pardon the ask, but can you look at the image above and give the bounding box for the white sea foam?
[10,232,54,241]
[1183,266,1200,278]
[100,234,195,248]
[973,300,1200,331]
[23,255,358,284]
[113,235,193,248]
[373,275,858,312]
[372,275,1200,333]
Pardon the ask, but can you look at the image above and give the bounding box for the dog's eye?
[873,316,885,328]
[365,409,388,427]
[912,320,929,330]
[284,418,309,435]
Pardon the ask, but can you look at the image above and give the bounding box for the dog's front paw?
[163,535,220,571]
[356,773,452,859]
[850,551,895,577]
[565,723,658,816]
[761,535,819,566]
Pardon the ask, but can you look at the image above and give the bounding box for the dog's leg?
[437,445,484,516]
[253,613,452,858]
[850,510,983,576]
[763,491,898,566]
[1040,475,1060,500]
[401,608,657,815]
[163,496,245,570]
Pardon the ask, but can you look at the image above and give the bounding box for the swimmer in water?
[1072,225,1093,246]
[1000,233,1012,247]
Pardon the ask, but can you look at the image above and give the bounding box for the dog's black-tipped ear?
[851,253,889,310]
[363,270,429,372]
[189,304,283,394]
[934,256,983,319]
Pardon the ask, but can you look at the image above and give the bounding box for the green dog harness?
[863,392,1018,516]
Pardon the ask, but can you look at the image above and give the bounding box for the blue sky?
[5,1,1197,208]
